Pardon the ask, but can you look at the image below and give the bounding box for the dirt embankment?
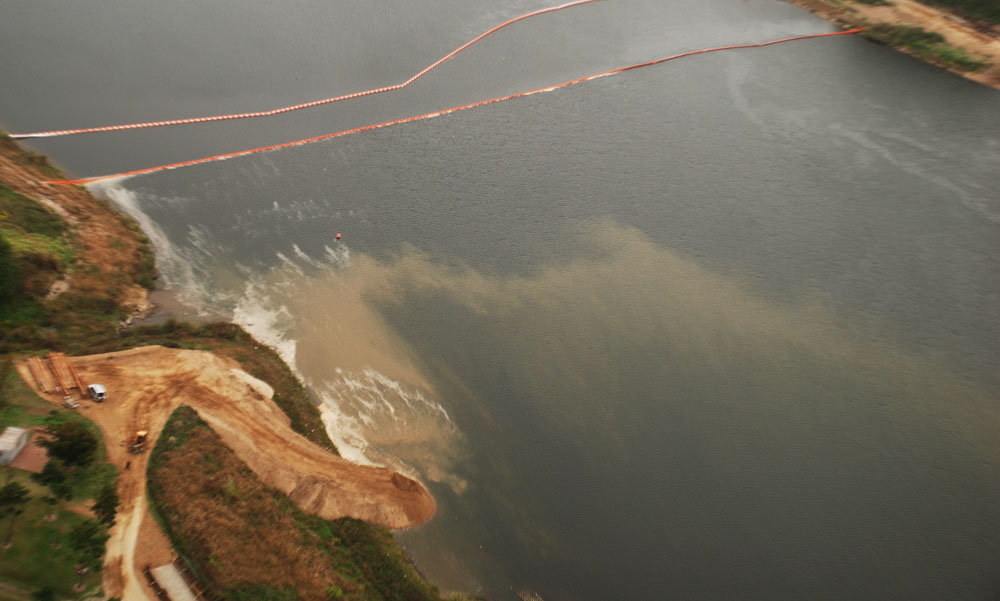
[17,346,435,599]
[0,137,153,317]
[788,0,1000,89]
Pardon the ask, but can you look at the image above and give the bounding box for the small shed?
[0,427,30,465]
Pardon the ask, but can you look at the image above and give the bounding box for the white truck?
[87,384,107,403]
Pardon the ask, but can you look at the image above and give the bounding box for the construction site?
[16,346,435,601]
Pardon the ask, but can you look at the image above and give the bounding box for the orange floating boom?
[10,0,601,139]
[43,28,865,186]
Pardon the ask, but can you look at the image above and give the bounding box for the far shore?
[787,0,1000,91]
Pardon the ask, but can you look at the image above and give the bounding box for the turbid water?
[2,1,999,599]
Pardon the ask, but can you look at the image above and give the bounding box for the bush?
[864,24,988,72]
[68,519,109,569]
[920,0,1000,25]
[92,482,119,526]
[31,460,66,487]
[0,184,67,237]
[0,233,22,304]
[30,585,55,601]
[39,421,98,467]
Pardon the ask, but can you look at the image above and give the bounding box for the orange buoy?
[336,233,341,240]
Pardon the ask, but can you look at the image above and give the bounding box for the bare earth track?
[17,346,435,600]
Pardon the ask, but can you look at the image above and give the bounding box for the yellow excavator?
[128,430,148,453]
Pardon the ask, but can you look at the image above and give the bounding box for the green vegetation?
[0,184,73,313]
[0,184,67,239]
[918,0,1000,25]
[148,406,468,601]
[0,234,21,305]
[0,469,104,599]
[0,481,30,543]
[67,518,109,570]
[91,482,118,526]
[38,421,98,467]
[113,207,157,290]
[864,24,989,71]
[0,338,117,599]
[1,370,118,504]
[855,0,893,5]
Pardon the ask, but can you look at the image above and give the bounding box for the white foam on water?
[324,244,351,267]
[87,186,464,478]
[311,365,461,483]
[224,247,462,476]
[274,252,305,277]
[230,279,299,374]
[292,244,322,268]
[92,183,223,317]
[317,390,378,466]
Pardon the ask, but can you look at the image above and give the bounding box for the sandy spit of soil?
[787,0,1000,89]
[17,346,435,599]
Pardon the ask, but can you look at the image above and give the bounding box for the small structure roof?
[0,427,28,452]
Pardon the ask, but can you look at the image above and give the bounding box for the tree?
[0,234,22,305]
[68,519,109,569]
[39,421,97,467]
[30,585,55,601]
[0,481,30,543]
[41,496,58,520]
[31,459,66,486]
[0,482,29,507]
[92,482,118,527]
[0,358,12,411]
[51,480,73,501]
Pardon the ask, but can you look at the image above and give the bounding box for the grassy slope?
[149,406,469,601]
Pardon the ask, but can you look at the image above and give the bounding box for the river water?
[2,1,999,599]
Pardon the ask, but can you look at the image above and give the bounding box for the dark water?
[2,1,999,600]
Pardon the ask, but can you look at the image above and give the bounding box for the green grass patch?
[0,185,66,238]
[0,228,73,267]
[0,470,104,599]
[0,365,60,429]
[864,24,989,71]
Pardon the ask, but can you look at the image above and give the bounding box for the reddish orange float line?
[44,28,864,186]
[11,0,600,139]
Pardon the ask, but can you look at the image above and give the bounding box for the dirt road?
[18,346,435,599]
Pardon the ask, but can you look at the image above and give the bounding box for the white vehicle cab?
[87,384,107,402]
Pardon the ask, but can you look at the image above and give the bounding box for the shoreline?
[786,0,1000,91]
[0,133,452,600]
